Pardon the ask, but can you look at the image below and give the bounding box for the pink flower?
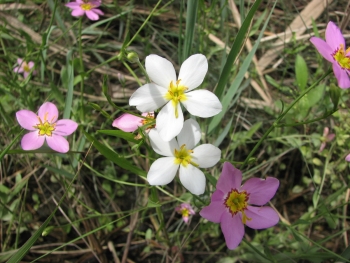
[319,127,335,152]
[345,154,350,162]
[175,203,195,224]
[200,162,279,250]
[65,0,104,21]
[112,112,154,133]
[13,58,36,79]
[310,21,350,88]
[16,102,78,153]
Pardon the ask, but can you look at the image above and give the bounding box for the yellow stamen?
[224,189,252,224]
[333,44,350,70]
[33,113,56,136]
[164,79,188,118]
[174,144,198,167]
[80,3,95,11]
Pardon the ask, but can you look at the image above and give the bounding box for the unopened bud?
[126,51,139,63]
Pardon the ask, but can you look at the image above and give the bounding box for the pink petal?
[16,110,38,130]
[345,154,350,162]
[17,58,23,65]
[241,177,279,206]
[183,216,189,223]
[220,212,245,250]
[333,63,350,89]
[319,142,326,152]
[55,119,78,136]
[90,0,102,6]
[327,133,335,141]
[46,134,70,153]
[13,66,23,73]
[112,114,143,132]
[38,102,58,123]
[21,131,45,150]
[211,189,225,201]
[216,162,242,193]
[309,37,333,62]
[65,2,80,8]
[28,61,34,69]
[23,71,29,79]
[85,10,100,20]
[245,206,279,229]
[71,9,85,17]
[199,199,225,223]
[91,8,104,15]
[326,21,345,51]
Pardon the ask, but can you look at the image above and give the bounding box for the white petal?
[146,55,176,88]
[156,102,184,141]
[129,84,168,112]
[182,90,222,117]
[147,157,178,185]
[177,119,201,149]
[149,129,178,157]
[178,54,208,91]
[179,165,206,195]
[192,144,221,168]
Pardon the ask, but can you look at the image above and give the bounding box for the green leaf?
[83,131,146,177]
[295,54,308,91]
[98,130,139,143]
[214,0,262,100]
[182,0,198,62]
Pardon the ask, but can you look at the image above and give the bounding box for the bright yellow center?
[333,44,350,70]
[164,80,188,118]
[33,112,56,136]
[80,3,94,11]
[22,62,30,72]
[180,208,189,217]
[224,189,251,224]
[174,144,198,167]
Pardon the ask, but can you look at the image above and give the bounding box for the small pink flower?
[13,58,36,79]
[175,203,195,224]
[112,112,155,132]
[345,154,350,162]
[319,127,335,152]
[16,102,78,153]
[65,0,104,21]
[310,21,350,89]
[200,162,279,250]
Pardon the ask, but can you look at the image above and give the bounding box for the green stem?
[78,17,85,116]
[242,69,332,167]
[126,0,163,47]
[136,59,150,83]
[122,61,142,86]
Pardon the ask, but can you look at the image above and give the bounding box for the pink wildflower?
[175,203,195,224]
[310,21,350,88]
[65,0,104,21]
[345,154,350,162]
[319,127,335,152]
[200,162,279,250]
[13,58,36,79]
[112,112,154,132]
[16,102,78,153]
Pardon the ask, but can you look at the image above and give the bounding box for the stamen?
[164,80,188,118]
[224,189,252,224]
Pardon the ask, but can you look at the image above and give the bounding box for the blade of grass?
[182,0,199,62]
[214,0,262,100]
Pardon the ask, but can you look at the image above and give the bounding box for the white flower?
[147,119,221,195]
[129,54,222,141]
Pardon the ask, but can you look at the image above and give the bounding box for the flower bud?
[126,51,139,63]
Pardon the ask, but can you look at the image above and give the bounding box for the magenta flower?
[200,162,279,250]
[16,102,78,153]
[319,127,335,152]
[310,21,350,88]
[13,58,36,79]
[65,0,104,21]
[175,203,195,224]
[112,112,154,132]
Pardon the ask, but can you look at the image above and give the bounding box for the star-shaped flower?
[13,58,36,79]
[147,119,221,195]
[310,21,350,88]
[129,54,222,141]
[200,162,279,250]
[65,0,104,21]
[16,102,78,153]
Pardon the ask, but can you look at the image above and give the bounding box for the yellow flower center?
[164,80,188,118]
[174,144,198,167]
[80,3,94,11]
[180,208,189,217]
[33,112,56,136]
[333,44,350,70]
[22,62,30,72]
[224,189,251,224]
